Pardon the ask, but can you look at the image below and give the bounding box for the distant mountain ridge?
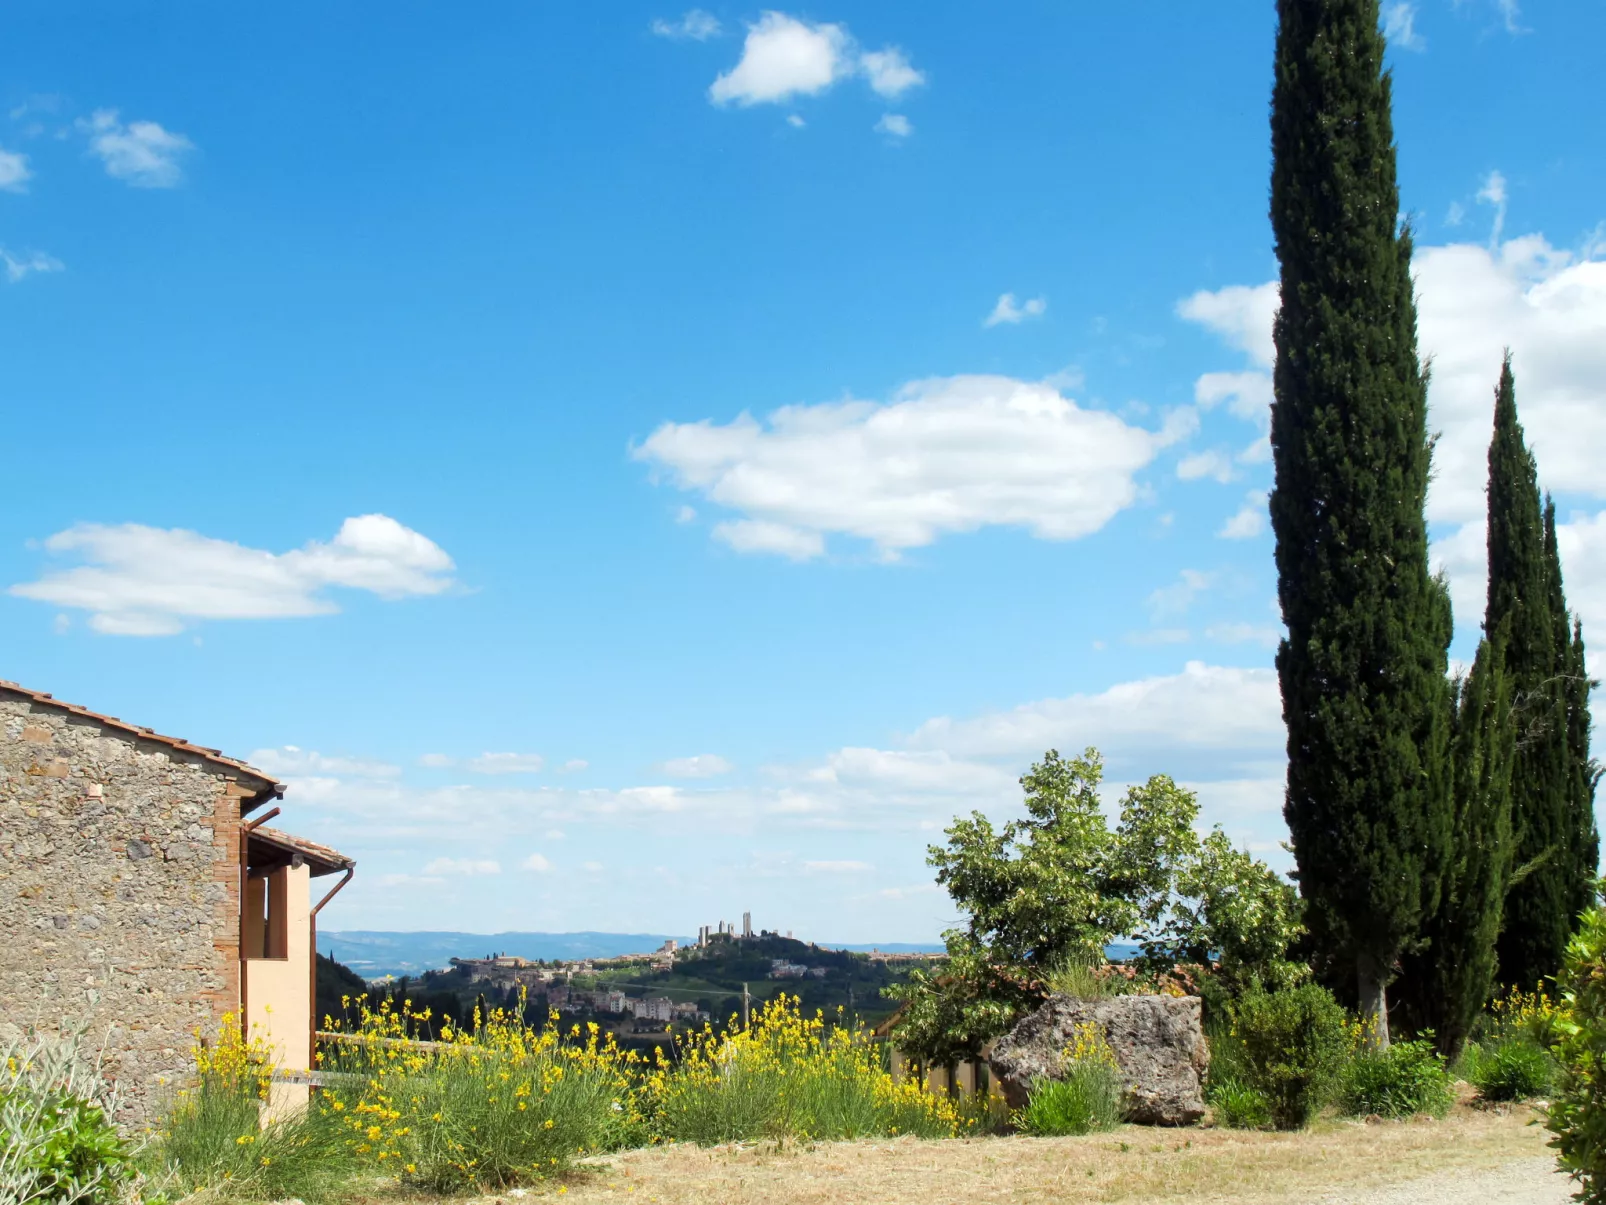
[321,930,948,979]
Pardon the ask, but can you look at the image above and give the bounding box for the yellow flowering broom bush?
[319,994,641,1192]
[152,1013,354,1203]
[641,995,960,1146]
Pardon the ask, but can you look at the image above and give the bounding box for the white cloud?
[521,853,554,873]
[10,513,455,636]
[0,146,32,192]
[1193,371,1272,423]
[466,752,545,775]
[2,248,64,283]
[1182,230,1606,630]
[874,113,912,139]
[1383,2,1426,51]
[1478,170,1508,247]
[805,860,874,873]
[422,857,501,876]
[247,746,401,779]
[675,505,698,523]
[984,293,1047,327]
[710,13,849,106]
[1148,569,1214,620]
[78,109,193,188]
[661,754,734,778]
[1177,450,1236,483]
[786,114,805,129]
[651,9,721,40]
[636,374,1188,560]
[712,519,825,560]
[583,861,605,873]
[860,48,924,98]
[1177,282,1278,370]
[1555,511,1606,639]
[1205,622,1282,648]
[807,747,1014,794]
[1219,491,1268,540]
[558,760,589,774]
[908,660,1283,763]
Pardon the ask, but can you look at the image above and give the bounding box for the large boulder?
[987,993,1209,1125]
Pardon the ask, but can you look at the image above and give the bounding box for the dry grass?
[504,1103,1558,1205]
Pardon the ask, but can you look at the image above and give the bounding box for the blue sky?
[4,2,1603,943]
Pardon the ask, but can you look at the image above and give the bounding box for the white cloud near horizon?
[984,293,1047,327]
[11,513,455,635]
[78,109,193,187]
[661,754,734,778]
[874,113,912,139]
[0,146,32,192]
[2,248,64,283]
[423,857,502,876]
[651,9,721,40]
[635,374,1191,560]
[522,853,554,872]
[467,752,546,775]
[707,13,924,109]
[247,746,401,779]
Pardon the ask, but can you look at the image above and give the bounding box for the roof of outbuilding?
[248,825,355,877]
[0,679,285,809]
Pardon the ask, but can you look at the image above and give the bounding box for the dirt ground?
[496,1104,1571,1205]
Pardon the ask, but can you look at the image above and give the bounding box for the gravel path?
[1320,1157,1574,1205]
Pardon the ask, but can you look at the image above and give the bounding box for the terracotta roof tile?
[0,679,285,808]
[249,825,355,876]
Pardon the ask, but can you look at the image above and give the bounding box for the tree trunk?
[1358,953,1391,1049]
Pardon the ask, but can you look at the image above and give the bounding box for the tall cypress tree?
[1395,637,1515,1058]
[1488,360,1587,990]
[1269,0,1452,1044]
[1546,503,1600,941]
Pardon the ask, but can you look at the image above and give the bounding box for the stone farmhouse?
[0,680,354,1122]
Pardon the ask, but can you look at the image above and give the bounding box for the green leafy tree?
[1157,829,1306,992]
[889,749,1303,1061]
[1547,893,1606,1202]
[1268,0,1453,1043]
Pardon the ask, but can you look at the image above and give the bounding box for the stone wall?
[0,695,262,1125]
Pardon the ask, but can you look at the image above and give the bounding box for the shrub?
[321,996,639,1193]
[1471,1038,1554,1102]
[1340,1038,1454,1118]
[150,1015,355,1203]
[1013,1065,1123,1136]
[1208,1078,1273,1129]
[1232,982,1350,1129]
[0,1030,132,1205]
[644,996,958,1145]
[1011,1021,1123,1137]
[1547,903,1606,1202]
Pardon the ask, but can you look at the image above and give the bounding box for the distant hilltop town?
[443,910,940,1026]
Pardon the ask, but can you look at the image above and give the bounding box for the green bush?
[1207,1078,1273,1129]
[1547,903,1606,1202]
[1012,1063,1123,1136]
[1471,1038,1554,1102]
[1232,982,1350,1130]
[1340,1038,1454,1118]
[0,1032,132,1205]
[151,1070,356,1203]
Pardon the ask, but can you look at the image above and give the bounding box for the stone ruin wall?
[0,695,250,1126]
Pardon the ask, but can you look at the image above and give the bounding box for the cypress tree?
[1488,359,1589,990]
[1269,0,1453,1044]
[1395,637,1515,1058]
[1547,504,1600,937]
